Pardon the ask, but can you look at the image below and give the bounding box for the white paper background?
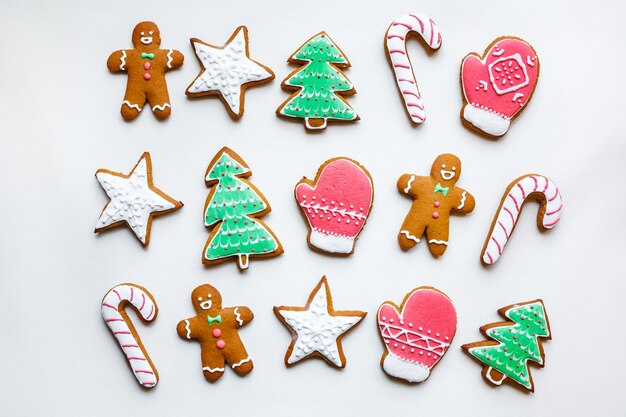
[1,0,625,415]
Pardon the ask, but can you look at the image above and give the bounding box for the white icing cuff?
[463,104,510,137]
[309,229,355,254]
[383,354,430,383]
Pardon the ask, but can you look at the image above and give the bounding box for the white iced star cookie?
[186,26,274,120]
[95,152,183,246]
[274,276,366,368]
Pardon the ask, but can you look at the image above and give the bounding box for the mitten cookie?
[186,26,274,120]
[461,37,539,138]
[95,152,183,246]
[276,32,359,130]
[274,276,366,368]
[397,154,475,257]
[295,157,374,255]
[462,300,551,392]
[176,284,254,382]
[107,21,184,120]
[202,147,283,270]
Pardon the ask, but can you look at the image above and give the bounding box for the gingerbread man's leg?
[398,216,426,251]
[425,224,449,257]
[120,87,146,121]
[222,342,253,377]
[146,88,171,120]
[200,344,225,382]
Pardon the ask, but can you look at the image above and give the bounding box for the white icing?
[400,230,420,243]
[458,191,467,209]
[101,284,158,388]
[463,104,510,136]
[439,169,455,180]
[122,100,142,111]
[234,307,243,326]
[527,55,535,66]
[482,175,562,265]
[386,13,442,124]
[166,49,173,69]
[231,357,251,368]
[309,229,355,253]
[488,53,529,95]
[492,48,505,57]
[278,280,363,367]
[428,239,448,245]
[184,319,191,339]
[95,154,178,244]
[404,175,415,194]
[304,118,327,130]
[484,366,506,385]
[383,353,430,383]
[188,27,273,116]
[202,366,224,373]
[119,50,127,70]
[512,93,524,102]
[140,36,153,45]
[151,103,170,111]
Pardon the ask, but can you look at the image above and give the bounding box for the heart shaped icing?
[378,287,456,382]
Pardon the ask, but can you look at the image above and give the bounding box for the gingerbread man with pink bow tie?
[107,21,184,120]
[397,154,475,257]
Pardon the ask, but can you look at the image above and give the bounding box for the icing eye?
[149,31,153,35]
[141,32,145,36]
[197,297,202,301]
[441,164,446,168]
[452,167,456,171]
[208,294,212,298]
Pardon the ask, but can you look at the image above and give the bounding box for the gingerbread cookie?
[378,287,456,383]
[461,37,539,138]
[481,174,562,265]
[102,283,158,388]
[107,21,184,120]
[276,32,359,130]
[176,284,254,382]
[397,154,475,257]
[385,13,442,124]
[186,26,274,120]
[462,300,551,392]
[295,157,374,255]
[95,152,183,246]
[274,277,366,368]
[202,147,283,269]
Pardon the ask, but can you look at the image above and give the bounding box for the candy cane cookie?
[101,283,159,388]
[385,13,442,124]
[481,174,563,265]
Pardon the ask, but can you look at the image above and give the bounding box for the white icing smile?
[200,300,212,310]
[440,170,456,180]
[141,36,153,45]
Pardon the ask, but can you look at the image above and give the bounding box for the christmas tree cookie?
[276,32,359,130]
[202,147,283,270]
[462,300,551,392]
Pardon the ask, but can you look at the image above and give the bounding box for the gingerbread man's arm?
[451,187,476,214]
[397,174,429,199]
[107,50,129,73]
[177,316,202,340]
[162,49,184,70]
[224,307,254,328]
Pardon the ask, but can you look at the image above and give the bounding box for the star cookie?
[273,276,366,368]
[186,26,274,120]
[95,152,182,246]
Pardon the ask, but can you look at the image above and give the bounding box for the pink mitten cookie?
[295,158,374,255]
[378,287,456,383]
[461,37,539,138]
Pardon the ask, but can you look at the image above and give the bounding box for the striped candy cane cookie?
[385,13,442,124]
[101,283,159,388]
[481,174,563,265]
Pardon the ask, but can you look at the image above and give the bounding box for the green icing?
[469,301,550,389]
[204,152,279,268]
[207,315,222,325]
[279,33,357,124]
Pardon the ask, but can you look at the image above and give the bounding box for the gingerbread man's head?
[191,284,223,315]
[430,154,462,186]
[132,21,161,49]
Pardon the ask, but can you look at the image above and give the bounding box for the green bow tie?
[434,183,449,197]
[141,52,155,60]
[207,315,222,325]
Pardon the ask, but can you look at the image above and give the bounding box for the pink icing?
[295,159,373,238]
[216,340,226,349]
[434,201,440,207]
[432,212,439,219]
[378,288,456,369]
[143,73,151,81]
[461,38,539,119]
[144,62,151,70]
[212,329,222,338]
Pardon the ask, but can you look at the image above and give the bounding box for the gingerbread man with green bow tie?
[107,21,184,120]
[177,284,254,382]
[397,154,475,257]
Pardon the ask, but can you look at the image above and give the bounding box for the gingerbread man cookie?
[397,154,475,257]
[107,21,184,120]
[176,284,253,382]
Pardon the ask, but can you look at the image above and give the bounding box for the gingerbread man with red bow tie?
[107,21,184,120]
[397,154,475,257]
[176,284,254,382]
